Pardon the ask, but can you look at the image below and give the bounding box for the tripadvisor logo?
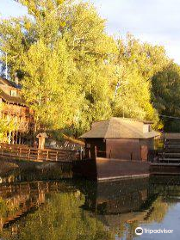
[135,227,174,235]
[135,227,143,235]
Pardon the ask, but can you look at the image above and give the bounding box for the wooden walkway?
[0,143,79,162]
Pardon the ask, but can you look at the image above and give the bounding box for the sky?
[0,0,180,63]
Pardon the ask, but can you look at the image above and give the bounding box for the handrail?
[0,143,79,162]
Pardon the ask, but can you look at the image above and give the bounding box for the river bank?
[0,159,73,182]
[0,160,18,176]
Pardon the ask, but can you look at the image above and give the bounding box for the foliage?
[152,63,180,131]
[0,103,18,142]
[0,0,178,134]
[112,35,170,126]
[21,39,81,130]
[0,0,116,134]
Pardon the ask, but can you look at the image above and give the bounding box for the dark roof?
[0,89,26,106]
[80,117,160,139]
[0,77,25,106]
[0,76,22,89]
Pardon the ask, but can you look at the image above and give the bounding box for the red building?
[81,117,159,161]
[73,118,160,181]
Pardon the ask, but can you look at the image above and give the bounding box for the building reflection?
[0,176,180,240]
[0,181,71,232]
[77,176,179,239]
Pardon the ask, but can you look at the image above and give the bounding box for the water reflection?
[0,176,180,239]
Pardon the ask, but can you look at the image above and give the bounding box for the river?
[0,174,180,240]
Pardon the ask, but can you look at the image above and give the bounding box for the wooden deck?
[0,143,79,162]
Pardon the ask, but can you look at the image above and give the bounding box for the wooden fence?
[0,143,80,162]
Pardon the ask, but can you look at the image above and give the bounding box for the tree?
[21,39,81,131]
[112,35,170,126]
[58,1,117,133]
[0,1,175,134]
[113,68,158,121]
[0,0,117,134]
[152,63,180,131]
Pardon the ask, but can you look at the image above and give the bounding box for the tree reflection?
[0,177,180,240]
[1,191,113,240]
[144,196,169,223]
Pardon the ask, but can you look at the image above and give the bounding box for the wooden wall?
[96,158,150,181]
[84,138,155,161]
[85,139,106,158]
[106,139,141,160]
[73,157,150,181]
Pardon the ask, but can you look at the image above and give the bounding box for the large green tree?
[0,0,116,134]
[21,39,81,131]
[0,1,176,134]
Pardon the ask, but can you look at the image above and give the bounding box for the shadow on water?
[0,173,180,239]
[0,160,73,184]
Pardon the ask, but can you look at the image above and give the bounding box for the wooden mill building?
[0,77,34,144]
[73,118,160,181]
[81,117,159,161]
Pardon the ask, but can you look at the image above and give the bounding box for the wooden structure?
[0,77,34,144]
[36,132,48,149]
[0,143,78,162]
[73,118,160,181]
[151,133,180,175]
[81,118,159,161]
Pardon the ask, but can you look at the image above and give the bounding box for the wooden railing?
[0,143,79,162]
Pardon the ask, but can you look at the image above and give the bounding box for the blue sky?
[0,0,180,63]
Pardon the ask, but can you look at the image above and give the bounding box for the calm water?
[0,175,180,240]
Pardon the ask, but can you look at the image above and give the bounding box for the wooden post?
[19,133,22,145]
[37,149,40,161]
[28,148,30,160]
[88,149,91,159]
[109,150,112,159]
[46,150,49,161]
[19,147,22,161]
[12,131,15,145]
[94,146,97,159]
[36,133,48,150]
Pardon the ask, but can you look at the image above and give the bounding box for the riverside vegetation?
[0,0,180,140]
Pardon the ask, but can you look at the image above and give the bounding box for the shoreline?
[0,160,19,177]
